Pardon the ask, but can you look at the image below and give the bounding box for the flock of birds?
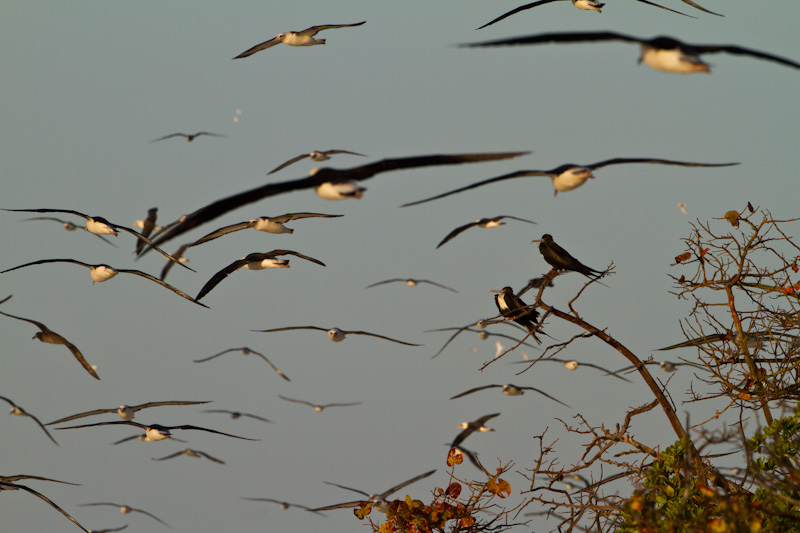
[2,2,798,532]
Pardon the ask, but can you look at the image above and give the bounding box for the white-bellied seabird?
[0,395,59,445]
[533,234,605,278]
[143,151,528,250]
[4,208,193,270]
[45,401,211,426]
[0,480,89,532]
[241,497,326,514]
[152,448,225,464]
[111,434,187,445]
[460,32,800,73]
[21,217,117,246]
[0,309,99,380]
[187,213,343,247]
[365,278,457,292]
[254,326,420,346]
[131,208,160,254]
[313,178,366,200]
[278,395,361,413]
[449,384,569,407]
[150,132,225,142]
[77,503,170,528]
[1,259,206,307]
[511,357,633,382]
[402,158,738,205]
[436,216,537,249]
[310,469,436,513]
[53,421,259,441]
[268,150,367,175]
[451,413,501,448]
[489,287,542,343]
[234,22,367,59]
[202,409,273,423]
[193,346,290,382]
[195,250,325,302]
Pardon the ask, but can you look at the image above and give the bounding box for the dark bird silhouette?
[450,383,570,407]
[234,22,366,59]
[268,150,367,175]
[437,216,537,248]
[202,409,273,423]
[0,309,98,380]
[132,208,159,254]
[278,395,362,413]
[451,413,501,448]
[0,395,58,445]
[152,448,225,465]
[365,278,457,292]
[254,326,420,346]
[533,234,604,278]
[0,480,89,532]
[46,401,211,426]
[193,346,289,382]
[77,502,170,528]
[187,213,343,247]
[310,469,436,513]
[195,250,325,302]
[489,287,541,343]
[150,132,225,142]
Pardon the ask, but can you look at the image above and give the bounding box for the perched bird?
[159,244,189,282]
[0,395,58,445]
[365,278,457,293]
[46,401,211,426]
[202,409,273,423]
[234,22,367,59]
[310,469,436,513]
[278,395,361,413]
[437,216,537,248]
[268,150,367,175]
[0,309,98,380]
[193,347,290,382]
[150,132,225,142]
[53,421,259,441]
[241,497,325,515]
[131,208,159,254]
[0,480,89,533]
[459,32,800,74]
[143,151,528,250]
[152,448,225,465]
[195,250,325,302]
[21,217,117,246]
[477,0,719,31]
[402,158,738,205]
[3,208,192,270]
[1,259,206,307]
[254,326,420,346]
[187,213,343,247]
[77,503,170,528]
[451,413,501,448]
[490,287,541,343]
[449,384,570,407]
[533,234,605,278]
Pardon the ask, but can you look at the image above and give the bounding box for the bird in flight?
[449,383,570,407]
[21,217,117,246]
[460,32,800,74]
[402,158,738,205]
[436,216,537,248]
[533,234,605,278]
[131,208,160,254]
[365,278,457,292]
[193,346,290,382]
[310,469,436,513]
[241,497,326,514]
[1,480,90,532]
[152,448,225,465]
[195,250,325,302]
[46,400,211,426]
[268,150,367,175]
[234,22,367,59]
[202,409,273,423]
[54,421,259,441]
[452,413,501,448]
[0,309,99,379]
[254,326,420,346]
[0,395,59,445]
[77,502,170,528]
[278,395,361,413]
[187,212,343,247]
[150,132,225,142]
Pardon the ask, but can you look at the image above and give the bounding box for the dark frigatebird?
[489,287,542,343]
[532,234,604,278]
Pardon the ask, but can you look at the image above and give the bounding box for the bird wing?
[243,413,274,423]
[160,244,188,281]
[324,149,367,157]
[21,217,118,246]
[132,400,211,411]
[1,482,90,533]
[461,31,645,49]
[449,385,500,399]
[418,280,458,292]
[116,268,207,308]
[60,336,100,380]
[1,258,92,275]
[254,326,328,334]
[323,402,362,408]
[150,133,187,142]
[519,387,571,408]
[633,0,692,17]
[45,407,118,426]
[270,212,344,223]
[250,352,291,382]
[0,475,78,485]
[195,259,249,301]
[689,43,800,70]
[130,507,171,527]
[267,153,311,175]
[194,132,226,138]
[364,279,403,288]
[301,22,367,36]
[152,451,183,461]
[3,207,91,221]
[135,208,159,254]
[267,249,327,267]
[680,0,723,16]
[587,157,739,171]
[656,333,729,350]
[171,425,260,441]
[115,226,194,271]
[428,324,474,359]
[402,170,549,208]
[310,499,364,511]
[189,222,254,247]
[499,215,537,225]
[233,36,282,59]
[193,348,236,362]
[197,451,226,464]
[377,469,437,499]
[278,395,314,407]
[346,330,421,346]
[54,421,145,431]
[322,481,370,498]
[436,221,479,249]
[25,410,60,445]
[477,0,559,30]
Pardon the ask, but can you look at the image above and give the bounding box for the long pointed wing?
[689,43,800,70]
[171,425,260,441]
[270,212,344,223]
[150,133,187,142]
[681,0,724,16]
[268,250,326,267]
[1,481,90,533]
[477,0,559,30]
[46,407,118,426]
[251,352,291,382]
[152,451,183,461]
[301,22,367,36]
[116,268,207,308]
[436,222,478,249]
[54,421,145,431]
[364,279,404,288]
[193,348,237,362]
[520,386,571,407]
[188,221,253,247]
[461,31,644,49]
[587,158,739,171]
[115,226,194,272]
[267,154,309,175]
[198,451,226,464]
[402,170,550,208]
[60,336,100,380]
[254,326,329,334]
[377,469,437,499]
[449,385,499,399]
[322,481,370,498]
[130,507,172,527]
[1,258,92,275]
[233,37,282,59]
[160,244,188,281]
[195,259,248,301]
[418,280,458,292]
[0,475,78,485]
[132,400,211,411]
[278,395,314,407]
[346,330,421,346]
[633,0,693,18]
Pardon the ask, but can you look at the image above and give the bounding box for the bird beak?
[531,239,542,244]
[488,289,503,293]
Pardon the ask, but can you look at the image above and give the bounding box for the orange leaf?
[447,448,463,466]
[675,252,691,264]
[461,516,476,528]
[445,482,462,499]
[486,477,511,498]
[354,502,372,519]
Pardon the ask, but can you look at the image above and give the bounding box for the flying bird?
[241,497,326,514]
[427,323,540,359]
[131,208,159,254]
[3,208,192,270]
[533,234,605,278]
[152,448,225,464]
[77,503,170,528]
[451,413,501,448]
[268,150,367,175]
[511,357,633,382]
[278,395,361,413]
[310,469,436,513]
[111,434,187,445]
[150,132,225,142]
[0,480,89,532]
[195,250,325,302]
[21,217,117,246]
[142,151,528,250]
[187,212,343,247]
[201,409,273,423]
[254,326,420,346]
[437,216,537,248]
[365,278,457,292]
[1,259,206,307]
[490,286,542,343]
[0,309,98,380]
[402,158,739,205]
[0,395,59,445]
[459,32,800,74]
[46,401,211,426]
[53,421,259,441]
[159,244,189,282]
[450,384,570,406]
[234,22,367,59]
[193,346,290,382]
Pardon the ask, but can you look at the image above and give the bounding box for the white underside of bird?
[85,219,117,235]
[327,328,346,342]
[281,32,324,46]
[640,46,709,73]
[245,258,289,270]
[573,0,604,12]
[90,265,119,283]
[552,167,594,193]
[314,181,365,200]
[252,218,292,234]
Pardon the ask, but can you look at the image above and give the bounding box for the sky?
[1,1,798,532]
